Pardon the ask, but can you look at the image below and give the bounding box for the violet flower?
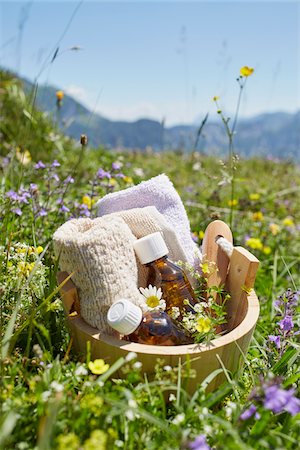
[12,207,22,216]
[59,205,70,213]
[189,435,210,450]
[6,190,19,201]
[51,160,60,167]
[240,404,260,421]
[64,175,74,184]
[37,208,47,217]
[268,335,281,349]
[35,161,46,169]
[263,384,300,416]
[97,168,111,179]
[112,162,122,171]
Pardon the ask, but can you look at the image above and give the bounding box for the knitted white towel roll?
[105,206,195,287]
[96,174,201,268]
[53,216,144,334]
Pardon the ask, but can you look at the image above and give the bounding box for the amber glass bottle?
[134,232,198,317]
[107,299,193,346]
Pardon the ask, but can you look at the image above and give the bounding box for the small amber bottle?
[107,299,193,346]
[134,232,198,317]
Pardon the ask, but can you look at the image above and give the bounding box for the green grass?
[0,71,300,450]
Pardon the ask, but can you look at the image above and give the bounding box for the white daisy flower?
[139,284,166,311]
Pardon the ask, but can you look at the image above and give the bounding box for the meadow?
[0,70,300,449]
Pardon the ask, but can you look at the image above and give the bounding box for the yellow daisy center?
[146,296,160,308]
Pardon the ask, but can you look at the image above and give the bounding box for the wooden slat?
[225,246,259,331]
[202,220,233,296]
[57,271,80,315]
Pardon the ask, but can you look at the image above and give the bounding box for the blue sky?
[1,1,299,125]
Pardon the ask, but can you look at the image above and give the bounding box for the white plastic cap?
[107,299,143,335]
[133,232,169,264]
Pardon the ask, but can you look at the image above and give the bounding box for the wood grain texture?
[202,220,233,294]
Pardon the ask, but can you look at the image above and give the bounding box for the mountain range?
[22,76,300,160]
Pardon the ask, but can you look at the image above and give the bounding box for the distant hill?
[22,75,300,160]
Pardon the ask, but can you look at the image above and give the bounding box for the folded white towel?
[106,206,194,287]
[53,216,144,334]
[97,174,201,268]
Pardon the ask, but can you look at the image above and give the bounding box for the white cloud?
[64,84,90,104]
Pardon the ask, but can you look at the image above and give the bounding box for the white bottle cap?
[133,232,169,264]
[107,299,143,335]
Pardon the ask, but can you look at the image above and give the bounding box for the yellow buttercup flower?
[269,223,280,236]
[228,199,238,207]
[56,90,64,101]
[82,195,94,210]
[263,246,271,255]
[246,237,263,250]
[282,217,295,227]
[252,211,264,222]
[88,359,109,375]
[198,230,205,239]
[213,96,220,102]
[196,317,212,333]
[124,176,133,184]
[36,246,44,254]
[240,66,254,77]
[249,193,260,201]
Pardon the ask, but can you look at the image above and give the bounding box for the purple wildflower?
[268,335,281,349]
[79,204,91,217]
[18,190,31,204]
[6,190,19,201]
[112,162,122,171]
[30,183,38,193]
[35,161,46,169]
[64,175,74,184]
[189,435,210,450]
[59,205,70,213]
[97,168,111,179]
[279,316,294,332]
[51,160,60,167]
[12,207,22,216]
[37,208,47,217]
[240,404,260,421]
[115,173,125,178]
[57,198,64,205]
[51,173,60,182]
[263,384,300,416]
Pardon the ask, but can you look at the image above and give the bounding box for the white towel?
[97,174,201,268]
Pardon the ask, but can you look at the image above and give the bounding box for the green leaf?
[273,347,300,374]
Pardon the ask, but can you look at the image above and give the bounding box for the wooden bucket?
[57,220,260,392]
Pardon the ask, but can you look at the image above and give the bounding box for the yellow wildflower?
[200,260,217,276]
[82,195,94,210]
[196,317,212,333]
[282,217,295,227]
[109,178,117,186]
[252,211,264,222]
[228,199,238,207]
[249,193,260,201]
[245,237,263,250]
[83,430,107,450]
[269,223,280,236]
[88,359,109,375]
[36,246,44,254]
[16,147,31,165]
[240,66,254,77]
[124,176,133,184]
[198,230,205,240]
[56,90,64,101]
[18,261,35,276]
[263,246,271,255]
[213,96,220,102]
